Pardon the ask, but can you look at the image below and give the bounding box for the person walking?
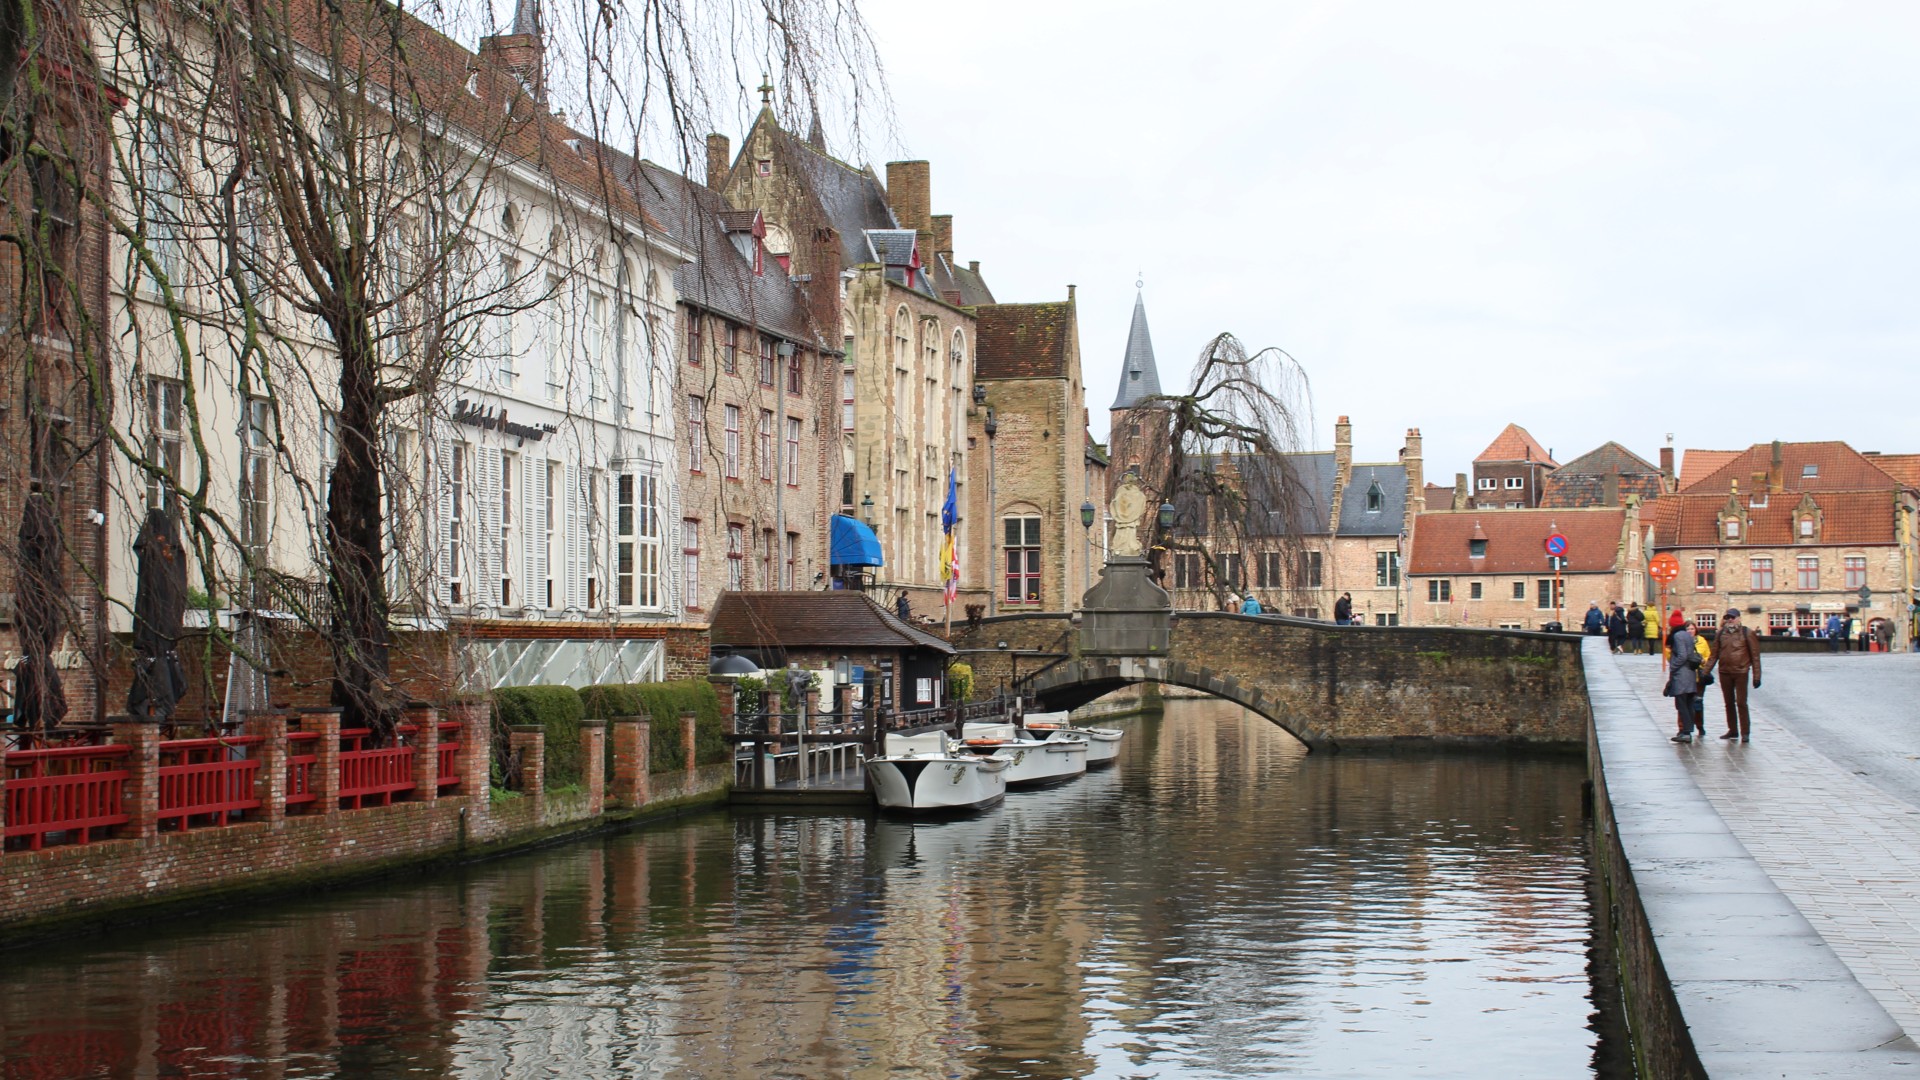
[1645,605,1662,654]
[1583,602,1606,635]
[1626,603,1646,654]
[1875,618,1894,653]
[1690,631,1712,738]
[1825,612,1845,653]
[1665,619,1703,743]
[1240,593,1264,615]
[1705,608,1762,743]
[1606,604,1628,653]
[1334,592,1353,625]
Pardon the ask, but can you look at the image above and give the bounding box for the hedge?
[492,685,586,788]
[580,679,726,774]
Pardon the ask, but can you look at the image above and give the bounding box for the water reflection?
[0,699,1598,1078]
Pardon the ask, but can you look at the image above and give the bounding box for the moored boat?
[960,723,1089,787]
[865,732,1010,813]
[1020,710,1124,768]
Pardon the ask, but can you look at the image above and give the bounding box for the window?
[1216,553,1244,590]
[1469,538,1487,558]
[1427,580,1451,602]
[1749,494,1768,509]
[1844,556,1867,589]
[721,324,738,373]
[1768,612,1793,632]
[139,120,185,290]
[687,396,705,474]
[760,529,775,589]
[1799,517,1815,538]
[1255,551,1282,588]
[615,472,660,608]
[29,155,77,340]
[1298,550,1323,588]
[1536,579,1561,610]
[587,467,603,608]
[686,313,702,365]
[1469,581,1483,600]
[1504,476,1524,490]
[842,369,856,431]
[1173,551,1203,590]
[842,472,855,509]
[543,279,564,401]
[1725,518,1740,541]
[723,405,741,479]
[1505,502,1522,510]
[785,418,801,486]
[1365,480,1384,512]
[758,410,774,481]
[500,450,516,607]
[758,337,776,386]
[544,461,559,607]
[727,524,745,590]
[445,443,466,604]
[319,411,338,510]
[1695,557,1716,591]
[585,293,608,408]
[1796,610,1820,633]
[1374,613,1399,627]
[1797,556,1819,590]
[497,258,521,386]
[1477,477,1495,491]
[146,378,184,508]
[1750,557,1773,591]
[1512,581,1526,600]
[682,520,701,610]
[241,398,272,555]
[1803,464,1819,478]
[787,348,803,394]
[1694,612,1717,630]
[1374,550,1400,587]
[1005,516,1042,604]
[784,531,798,589]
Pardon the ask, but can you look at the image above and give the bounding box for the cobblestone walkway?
[1619,651,1920,1039]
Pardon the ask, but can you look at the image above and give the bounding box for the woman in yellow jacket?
[1645,607,1663,652]
[1689,634,1712,738]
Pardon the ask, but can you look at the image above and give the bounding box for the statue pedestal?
[1078,556,1172,657]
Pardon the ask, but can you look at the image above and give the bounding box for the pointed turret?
[511,0,541,35]
[1111,290,1163,409]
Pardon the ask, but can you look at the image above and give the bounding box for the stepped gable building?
[1471,423,1557,509]
[713,108,990,614]
[970,296,1102,613]
[1407,506,1642,630]
[625,161,838,615]
[1651,440,1919,645]
[1541,442,1667,508]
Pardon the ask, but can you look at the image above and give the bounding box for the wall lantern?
[1080,501,1096,529]
[983,408,999,438]
[1157,501,1177,530]
[972,384,988,405]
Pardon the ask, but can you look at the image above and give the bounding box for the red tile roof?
[1677,450,1739,490]
[1474,423,1557,466]
[1867,454,1920,491]
[975,302,1075,380]
[1650,490,1896,548]
[1409,508,1624,575]
[709,591,955,653]
[1679,441,1898,494]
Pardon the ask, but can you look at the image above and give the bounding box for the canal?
[0,698,1614,1078]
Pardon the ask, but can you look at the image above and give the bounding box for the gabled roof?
[1681,441,1900,494]
[1541,441,1664,508]
[709,591,954,654]
[1651,490,1896,548]
[931,255,995,307]
[1677,449,1739,490]
[975,302,1074,380]
[1410,508,1624,576]
[1111,292,1163,409]
[1337,464,1406,536]
[1475,423,1557,466]
[1868,454,1920,491]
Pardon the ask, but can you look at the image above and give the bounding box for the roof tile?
[1410,508,1624,575]
[975,302,1074,380]
[709,591,955,653]
[1474,424,1557,466]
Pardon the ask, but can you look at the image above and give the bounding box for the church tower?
[1107,287,1168,499]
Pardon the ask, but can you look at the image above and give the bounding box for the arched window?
[893,307,912,370]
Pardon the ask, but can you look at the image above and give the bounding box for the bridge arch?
[1026,655,1321,747]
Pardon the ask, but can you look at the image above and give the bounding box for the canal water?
[0,699,1612,1078]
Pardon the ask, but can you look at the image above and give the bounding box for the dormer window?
[1365,480,1384,512]
[1725,519,1741,541]
[1749,493,1768,509]
[1800,517,1815,538]
[1469,539,1487,558]
[1803,464,1819,478]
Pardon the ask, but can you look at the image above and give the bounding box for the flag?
[940,468,959,605]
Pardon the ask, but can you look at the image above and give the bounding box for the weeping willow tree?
[1118,332,1318,613]
[0,0,884,736]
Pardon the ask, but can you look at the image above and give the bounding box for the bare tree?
[1119,332,1317,612]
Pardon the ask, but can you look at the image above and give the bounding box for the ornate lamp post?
[985,407,999,616]
[1080,499,1097,593]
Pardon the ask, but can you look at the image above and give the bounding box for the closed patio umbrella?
[127,508,187,722]
[13,489,67,732]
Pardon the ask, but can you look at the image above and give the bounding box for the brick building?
[1471,423,1557,509]
[1652,441,1919,646]
[1542,441,1667,508]
[1407,505,1643,630]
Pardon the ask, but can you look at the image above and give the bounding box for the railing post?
[708,677,736,734]
[452,697,491,797]
[245,710,288,827]
[610,716,651,807]
[508,725,545,796]
[110,715,161,843]
[0,736,8,839]
[303,707,343,815]
[404,701,439,803]
[579,720,606,815]
[679,710,698,781]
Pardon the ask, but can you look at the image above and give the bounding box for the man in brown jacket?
[1706,608,1763,742]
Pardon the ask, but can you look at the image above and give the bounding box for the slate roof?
[785,140,899,271]
[1337,464,1407,536]
[1475,423,1557,466]
[1650,491,1896,548]
[709,591,955,654]
[1164,452,1334,539]
[1542,441,1665,508]
[1676,449,1739,490]
[932,255,995,307]
[975,302,1074,380]
[1111,292,1164,409]
[864,228,918,268]
[1410,508,1625,575]
[626,161,821,345]
[1682,441,1900,494]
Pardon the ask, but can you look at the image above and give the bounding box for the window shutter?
[477,448,501,607]
[525,455,547,609]
[564,462,583,610]
[435,436,453,608]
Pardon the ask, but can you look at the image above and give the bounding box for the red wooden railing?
[436,721,462,791]
[285,730,320,810]
[337,728,414,809]
[4,745,132,851]
[157,736,263,830]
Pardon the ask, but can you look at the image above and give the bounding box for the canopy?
[829,514,884,567]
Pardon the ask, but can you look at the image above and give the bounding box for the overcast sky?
[848,1,1920,478]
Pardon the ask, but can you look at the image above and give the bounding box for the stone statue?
[1109,475,1149,558]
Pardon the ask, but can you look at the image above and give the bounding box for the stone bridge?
[947,586,1589,752]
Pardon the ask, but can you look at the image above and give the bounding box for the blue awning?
[830,514,885,567]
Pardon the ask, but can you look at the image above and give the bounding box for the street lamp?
[1157,501,1176,531]
[986,408,999,616]
[860,492,874,524]
[1080,500,1096,529]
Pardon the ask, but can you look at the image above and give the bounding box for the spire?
[1111,285,1163,409]
[511,0,541,36]
[806,101,826,151]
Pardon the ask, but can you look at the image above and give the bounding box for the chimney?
[803,222,842,352]
[1404,428,1425,515]
[706,134,731,192]
[1328,416,1354,531]
[884,160,932,233]
[1602,472,1620,507]
[1659,446,1675,490]
[478,0,546,103]
[1067,284,1076,303]
[1770,439,1784,492]
[1453,472,1468,511]
[968,260,980,274]
[931,214,953,260]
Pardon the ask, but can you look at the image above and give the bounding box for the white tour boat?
[1019,710,1124,768]
[865,731,1010,814]
[959,723,1089,787]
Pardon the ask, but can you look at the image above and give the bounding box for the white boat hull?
[866,752,1008,813]
[960,724,1088,788]
[1019,712,1123,768]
